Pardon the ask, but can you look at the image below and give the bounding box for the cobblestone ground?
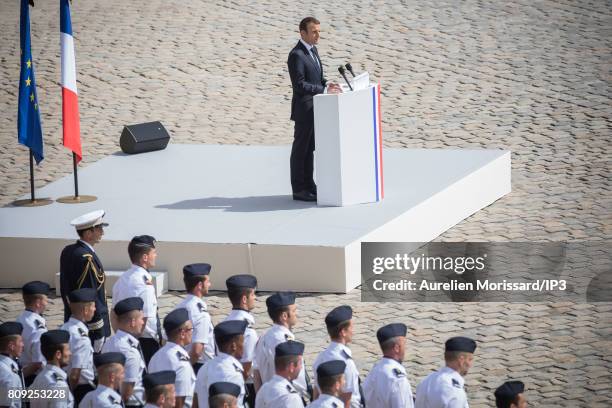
[0,0,610,406]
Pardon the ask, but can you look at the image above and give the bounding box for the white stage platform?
[0,144,511,292]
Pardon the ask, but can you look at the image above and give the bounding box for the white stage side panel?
[313,93,342,205]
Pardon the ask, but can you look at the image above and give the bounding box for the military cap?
[209,382,241,398]
[143,371,176,389]
[265,291,296,311]
[129,235,156,248]
[41,330,70,347]
[275,340,305,357]
[376,323,407,344]
[163,308,190,333]
[214,320,248,343]
[68,288,97,303]
[70,209,109,231]
[22,281,50,295]
[325,305,352,328]
[226,274,257,290]
[0,322,23,338]
[317,360,346,379]
[495,381,525,405]
[94,352,126,368]
[445,336,477,353]
[114,297,144,316]
[183,263,211,277]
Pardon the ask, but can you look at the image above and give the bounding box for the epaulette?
[128,338,138,348]
[197,302,206,312]
[11,364,18,374]
[82,253,93,259]
[35,320,45,330]
[341,349,352,360]
[332,403,338,408]
[392,368,405,378]
[52,372,66,383]
[286,384,298,394]
[284,333,294,341]
[233,362,243,373]
[78,327,87,337]
[177,351,190,362]
[452,378,462,388]
[108,394,121,405]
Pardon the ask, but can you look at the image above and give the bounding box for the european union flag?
[18,0,44,164]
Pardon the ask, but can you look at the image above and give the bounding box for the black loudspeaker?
[120,121,170,154]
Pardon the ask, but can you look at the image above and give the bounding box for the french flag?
[60,0,82,162]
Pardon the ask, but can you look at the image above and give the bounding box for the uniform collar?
[98,383,122,399]
[383,356,404,368]
[299,38,314,51]
[127,264,147,273]
[228,309,255,325]
[441,366,465,387]
[218,351,243,370]
[78,239,95,253]
[272,374,293,386]
[68,316,88,330]
[272,323,292,336]
[0,354,17,368]
[317,393,344,405]
[45,363,68,379]
[117,329,139,344]
[329,341,352,357]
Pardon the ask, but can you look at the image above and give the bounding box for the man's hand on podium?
[327,82,342,94]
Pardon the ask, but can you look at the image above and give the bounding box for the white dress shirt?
[195,352,245,408]
[16,310,47,367]
[363,357,414,408]
[78,384,122,407]
[313,341,362,408]
[0,354,22,408]
[102,330,145,406]
[254,374,303,408]
[174,294,215,363]
[415,366,469,408]
[149,342,195,407]
[60,318,94,386]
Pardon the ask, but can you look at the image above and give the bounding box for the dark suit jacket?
[59,240,110,336]
[287,40,327,123]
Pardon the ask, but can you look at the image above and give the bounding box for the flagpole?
[29,149,35,201]
[12,148,52,207]
[72,152,79,198]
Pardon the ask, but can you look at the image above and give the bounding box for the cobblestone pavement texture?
[0,0,611,406]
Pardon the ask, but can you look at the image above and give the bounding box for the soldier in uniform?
[78,352,126,407]
[60,288,97,405]
[60,210,111,352]
[255,340,305,408]
[30,330,74,408]
[208,382,241,408]
[363,323,414,408]
[313,305,363,408]
[148,308,196,408]
[142,371,177,408]
[113,235,162,365]
[415,336,477,408]
[223,274,258,406]
[17,281,49,386]
[102,297,147,407]
[307,361,346,408]
[494,381,527,408]
[195,320,248,408]
[173,263,215,374]
[0,322,24,408]
[253,292,310,403]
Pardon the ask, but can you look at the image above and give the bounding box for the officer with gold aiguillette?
[60,210,111,353]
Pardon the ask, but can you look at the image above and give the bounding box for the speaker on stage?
[120,121,170,154]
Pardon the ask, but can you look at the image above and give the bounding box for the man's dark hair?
[76,227,94,239]
[215,334,242,352]
[128,241,153,264]
[41,342,66,362]
[184,275,208,293]
[145,384,169,404]
[327,319,351,340]
[210,394,236,408]
[0,335,20,351]
[274,354,300,371]
[299,17,320,32]
[267,305,290,324]
[318,373,343,393]
[22,293,45,307]
[496,395,519,408]
[228,287,253,307]
[380,336,401,353]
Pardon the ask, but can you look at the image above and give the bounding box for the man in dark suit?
[60,209,111,353]
[287,17,341,202]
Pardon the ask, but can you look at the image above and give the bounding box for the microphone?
[345,63,356,77]
[338,66,353,91]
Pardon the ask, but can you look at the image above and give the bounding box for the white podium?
[314,83,384,206]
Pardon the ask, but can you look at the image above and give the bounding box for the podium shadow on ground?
[156,195,316,212]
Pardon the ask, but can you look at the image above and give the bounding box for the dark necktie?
[136,343,147,373]
[310,46,321,71]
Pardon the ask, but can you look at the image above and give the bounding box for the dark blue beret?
[445,336,477,353]
[325,305,352,328]
[94,352,126,368]
[41,330,70,347]
[114,297,144,316]
[143,371,176,389]
[265,291,296,311]
[226,274,257,290]
[495,381,525,404]
[22,281,50,295]
[317,360,346,379]
[69,288,97,303]
[209,381,241,398]
[163,308,190,333]
[183,263,211,277]
[214,320,248,342]
[130,235,156,248]
[275,340,304,357]
[376,323,407,344]
[0,322,23,337]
